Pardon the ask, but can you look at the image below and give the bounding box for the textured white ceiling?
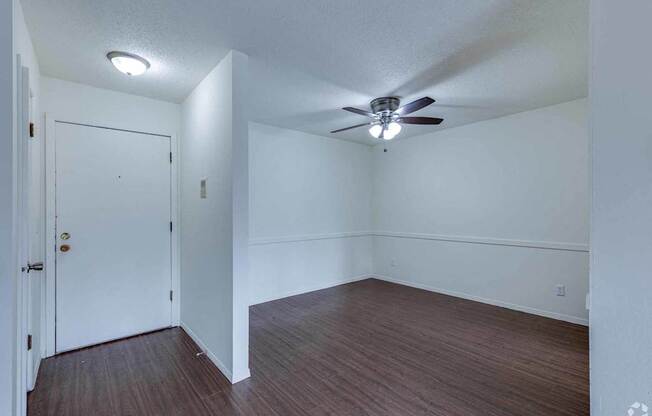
[21,0,588,143]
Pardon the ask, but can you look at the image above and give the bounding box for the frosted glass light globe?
[107,52,150,76]
[369,124,383,138]
[384,122,402,140]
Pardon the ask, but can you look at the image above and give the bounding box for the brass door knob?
[60,244,71,253]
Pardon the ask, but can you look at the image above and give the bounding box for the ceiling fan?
[330,96,443,140]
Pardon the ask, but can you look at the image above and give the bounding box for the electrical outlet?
[555,284,566,297]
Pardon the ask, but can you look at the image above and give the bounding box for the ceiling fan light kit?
[331,96,443,140]
[370,121,401,140]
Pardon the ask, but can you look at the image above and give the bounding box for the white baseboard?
[180,321,251,384]
[250,274,371,306]
[29,357,41,392]
[370,274,589,326]
[231,367,252,384]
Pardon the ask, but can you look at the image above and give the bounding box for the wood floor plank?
[28,278,589,416]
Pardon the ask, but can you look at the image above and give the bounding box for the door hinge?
[169,290,173,302]
[170,152,172,163]
[27,334,32,351]
[170,222,173,232]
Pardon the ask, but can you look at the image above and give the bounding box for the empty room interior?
[3,0,652,415]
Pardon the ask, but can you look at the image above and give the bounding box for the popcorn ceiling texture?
[21,0,587,143]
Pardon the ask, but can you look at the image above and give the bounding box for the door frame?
[23,68,38,393]
[15,54,29,416]
[43,113,180,357]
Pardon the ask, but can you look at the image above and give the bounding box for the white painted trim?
[15,55,28,416]
[180,322,235,383]
[249,231,373,246]
[250,274,371,306]
[372,231,589,252]
[44,114,181,356]
[370,274,589,326]
[249,231,589,253]
[231,367,251,384]
[44,114,55,357]
[248,270,589,325]
[170,134,180,326]
[29,357,40,392]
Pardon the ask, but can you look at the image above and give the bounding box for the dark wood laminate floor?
[28,279,589,416]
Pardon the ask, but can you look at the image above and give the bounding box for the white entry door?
[55,121,172,352]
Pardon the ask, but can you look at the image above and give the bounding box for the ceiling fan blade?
[330,122,375,133]
[397,116,444,125]
[342,107,376,118]
[395,97,435,115]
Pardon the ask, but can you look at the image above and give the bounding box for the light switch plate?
[200,178,207,199]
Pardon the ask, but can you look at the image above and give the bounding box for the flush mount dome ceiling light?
[107,51,150,76]
[331,96,444,140]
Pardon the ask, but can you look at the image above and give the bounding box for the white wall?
[15,0,42,392]
[41,77,180,136]
[1,0,16,414]
[590,1,652,414]
[372,99,589,324]
[249,123,373,305]
[14,3,39,95]
[180,51,250,383]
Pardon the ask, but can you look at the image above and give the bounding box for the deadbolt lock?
[60,232,70,240]
[60,244,71,253]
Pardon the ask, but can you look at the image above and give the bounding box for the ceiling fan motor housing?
[370,97,400,115]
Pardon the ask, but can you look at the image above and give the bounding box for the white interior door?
[55,121,172,352]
